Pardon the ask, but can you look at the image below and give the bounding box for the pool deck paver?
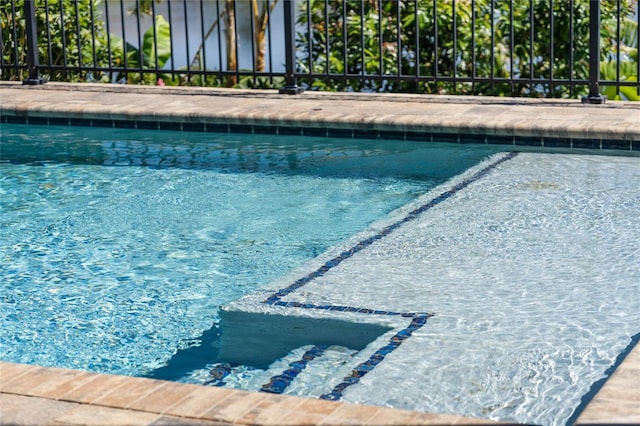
[1,82,639,144]
[575,342,640,425]
[0,362,500,425]
[0,82,639,425]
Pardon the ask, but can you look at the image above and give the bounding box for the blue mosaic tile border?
[321,315,429,401]
[254,152,519,400]
[260,345,328,394]
[204,363,233,387]
[2,114,637,151]
[263,151,518,306]
[270,300,429,318]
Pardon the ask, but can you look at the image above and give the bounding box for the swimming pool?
[1,123,638,425]
[0,124,501,376]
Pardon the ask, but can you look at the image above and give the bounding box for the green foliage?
[110,15,173,85]
[235,75,285,90]
[3,0,636,97]
[1,0,111,82]
[601,17,639,101]
[297,0,637,98]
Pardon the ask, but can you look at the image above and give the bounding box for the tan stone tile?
[164,386,235,418]
[58,373,131,404]
[92,377,169,409]
[577,397,640,424]
[53,404,160,425]
[319,402,380,425]
[237,393,307,425]
[1,366,83,397]
[201,389,269,423]
[367,407,458,425]
[127,381,204,414]
[613,347,640,372]
[26,370,98,400]
[0,393,80,426]
[149,414,229,425]
[0,362,40,392]
[294,398,343,418]
[597,376,640,401]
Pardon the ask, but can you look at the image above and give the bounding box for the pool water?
[0,124,501,377]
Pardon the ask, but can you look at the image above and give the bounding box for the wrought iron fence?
[1,0,638,101]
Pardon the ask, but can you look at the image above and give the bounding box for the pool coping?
[1,82,639,425]
[1,82,639,151]
[1,361,507,426]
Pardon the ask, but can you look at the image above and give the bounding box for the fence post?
[22,0,47,85]
[279,0,303,94]
[581,0,605,104]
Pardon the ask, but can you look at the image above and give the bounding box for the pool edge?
[0,361,506,425]
[1,82,638,151]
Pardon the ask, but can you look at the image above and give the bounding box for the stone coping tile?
[1,82,638,145]
[58,372,132,404]
[0,361,508,425]
[0,362,40,392]
[54,404,161,425]
[92,377,170,409]
[126,381,203,414]
[0,393,82,425]
[163,386,237,419]
[576,342,640,424]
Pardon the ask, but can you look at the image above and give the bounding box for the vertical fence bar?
[549,0,554,96]
[216,0,223,79]
[637,1,640,98]
[470,0,476,94]
[59,1,68,80]
[184,0,191,84]
[377,1,382,79]
[279,0,303,94]
[324,0,330,82]
[582,0,606,103]
[89,0,98,77]
[119,1,128,81]
[23,0,46,84]
[249,0,257,85]
[452,0,457,94]
[44,0,53,75]
[10,0,20,79]
[568,0,575,97]
[267,0,274,85]
[360,0,365,80]
[167,0,176,81]
[73,1,83,74]
[135,0,144,79]
[509,1,514,95]
[198,0,207,86]
[415,0,421,91]
[151,0,160,82]
[104,0,113,82]
[433,0,438,88]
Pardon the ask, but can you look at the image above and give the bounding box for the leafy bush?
[1,0,111,82]
[296,0,637,98]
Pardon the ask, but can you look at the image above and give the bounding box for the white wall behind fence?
[101,0,286,73]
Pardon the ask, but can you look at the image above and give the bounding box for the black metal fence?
[1,0,639,101]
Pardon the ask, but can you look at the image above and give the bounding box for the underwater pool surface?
[3,124,639,426]
[0,124,501,377]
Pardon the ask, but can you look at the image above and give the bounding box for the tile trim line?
[253,152,518,401]
[262,151,519,305]
[1,114,636,151]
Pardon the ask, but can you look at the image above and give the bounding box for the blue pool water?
[0,124,502,377]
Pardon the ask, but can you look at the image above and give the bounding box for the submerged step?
[215,309,392,369]
[191,344,359,397]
